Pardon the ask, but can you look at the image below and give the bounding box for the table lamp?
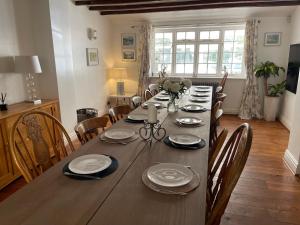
[14,56,42,104]
[110,68,128,95]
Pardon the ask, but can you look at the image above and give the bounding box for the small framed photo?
[122,49,136,62]
[86,48,99,66]
[121,34,136,48]
[264,32,281,46]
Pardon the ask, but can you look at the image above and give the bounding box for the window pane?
[199,44,209,52]
[234,42,244,52]
[232,64,242,74]
[198,64,207,74]
[185,64,194,73]
[224,42,234,52]
[224,30,234,41]
[165,64,172,73]
[223,52,233,64]
[185,45,194,63]
[177,32,185,40]
[176,64,185,73]
[208,52,218,63]
[176,53,185,63]
[233,52,243,63]
[164,33,173,44]
[200,31,209,40]
[208,64,217,74]
[164,54,172,63]
[235,30,245,41]
[176,45,185,53]
[199,53,208,63]
[209,44,218,52]
[210,31,220,39]
[223,64,232,72]
[186,32,195,40]
[155,44,163,53]
[155,33,163,44]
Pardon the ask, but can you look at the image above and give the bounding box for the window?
[152,24,246,77]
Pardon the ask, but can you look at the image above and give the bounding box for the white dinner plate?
[190,97,209,103]
[147,163,193,187]
[68,154,112,174]
[194,89,210,93]
[176,117,202,125]
[127,114,147,121]
[155,96,170,101]
[195,86,210,89]
[192,93,210,97]
[182,104,205,111]
[160,91,169,96]
[104,128,135,140]
[169,134,202,145]
[142,102,163,108]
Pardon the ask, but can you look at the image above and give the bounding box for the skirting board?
[223,107,239,115]
[283,149,299,175]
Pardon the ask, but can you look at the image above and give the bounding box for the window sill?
[149,75,247,80]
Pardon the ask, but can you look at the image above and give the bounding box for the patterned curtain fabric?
[137,24,152,97]
[239,19,263,120]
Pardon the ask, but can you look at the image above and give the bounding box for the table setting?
[175,116,205,127]
[63,154,118,180]
[100,128,139,145]
[142,163,200,195]
[181,104,207,112]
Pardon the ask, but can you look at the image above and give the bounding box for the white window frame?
[151,24,246,78]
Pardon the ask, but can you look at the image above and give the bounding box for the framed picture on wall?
[264,32,281,46]
[122,49,136,61]
[86,48,99,66]
[121,34,136,48]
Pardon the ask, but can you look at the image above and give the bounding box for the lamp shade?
[14,56,42,74]
[110,67,128,80]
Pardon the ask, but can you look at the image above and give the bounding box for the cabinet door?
[0,121,18,190]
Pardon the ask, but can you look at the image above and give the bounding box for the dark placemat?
[124,118,145,124]
[63,155,118,180]
[164,136,206,150]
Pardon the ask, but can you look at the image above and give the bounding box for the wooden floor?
[1,115,299,225]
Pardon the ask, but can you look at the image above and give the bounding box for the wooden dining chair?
[208,128,228,172]
[206,123,253,225]
[148,83,159,95]
[219,72,228,93]
[144,89,153,101]
[132,96,142,108]
[108,104,131,124]
[210,101,224,147]
[9,110,75,183]
[216,93,227,103]
[74,116,109,145]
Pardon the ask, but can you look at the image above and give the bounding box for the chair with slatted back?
[144,89,153,101]
[208,128,228,172]
[74,116,109,145]
[219,72,228,93]
[210,101,224,147]
[216,93,227,104]
[132,96,142,108]
[148,83,159,96]
[206,123,253,225]
[108,104,131,124]
[9,110,75,183]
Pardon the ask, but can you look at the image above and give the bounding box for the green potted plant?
[254,61,285,121]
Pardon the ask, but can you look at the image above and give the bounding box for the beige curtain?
[137,24,151,97]
[239,19,263,120]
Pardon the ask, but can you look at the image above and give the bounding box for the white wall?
[283,6,300,174]
[0,0,33,104]
[49,0,112,135]
[280,7,300,129]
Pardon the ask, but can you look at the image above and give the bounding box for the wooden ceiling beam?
[98,0,300,15]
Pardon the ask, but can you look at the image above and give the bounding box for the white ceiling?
[106,6,296,23]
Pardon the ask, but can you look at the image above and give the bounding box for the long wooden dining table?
[0,86,212,225]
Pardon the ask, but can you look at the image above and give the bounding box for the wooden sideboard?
[0,99,60,190]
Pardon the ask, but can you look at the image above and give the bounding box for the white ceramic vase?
[264,96,280,121]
